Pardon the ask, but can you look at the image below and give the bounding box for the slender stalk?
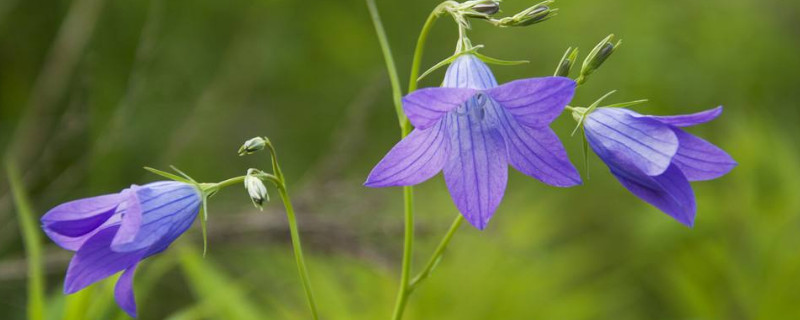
[390,186,414,320]
[408,3,449,93]
[409,215,463,290]
[366,0,406,132]
[265,142,319,320]
[5,160,45,320]
[277,185,319,320]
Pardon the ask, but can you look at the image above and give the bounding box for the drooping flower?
[582,106,736,226]
[365,54,580,229]
[41,181,202,318]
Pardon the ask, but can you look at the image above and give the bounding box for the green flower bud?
[554,47,578,77]
[468,1,501,17]
[238,137,267,156]
[580,34,622,78]
[514,4,553,26]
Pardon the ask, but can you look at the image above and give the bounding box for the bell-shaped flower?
[583,106,736,226]
[41,181,202,318]
[366,54,580,229]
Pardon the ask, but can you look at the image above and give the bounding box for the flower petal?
[442,101,508,230]
[585,108,678,176]
[443,54,498,89]
[671,128,736,181]
[486,100,580,186]
[64,226,146,294]
[110,182,201,253]
[610,163,696,226]
[647,106,723,127]
[41,193,122,238]
[114,263,139,318]
[487,77,576,128]
[43,215,120,251]
[402,87,477,129]
[111,186,143,248]
[365,120,449,187]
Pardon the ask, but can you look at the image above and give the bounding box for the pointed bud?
[580,34,621,79]
[465,1,501,18]
[515,4,554,26]
[238,137,266,156]
[244,169,268,210]
[554,47,578,77]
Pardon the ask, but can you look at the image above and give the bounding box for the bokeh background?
[1,0,799,319]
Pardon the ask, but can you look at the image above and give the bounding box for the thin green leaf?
[5,160,45,320]
[586,90,617,113]
[473,51,529,66]
[581,127,590,179]
[201,197,209,257]
[170,165,197,183]
[604,99,649,109]
[143,167,192,183]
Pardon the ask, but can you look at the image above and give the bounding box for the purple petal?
[585,108,678,176]
[365,120,449,187]
[647,106,723,127]
[442,100,508,230]
[43,215,120,251]
[671,128,736,181]
[110,182,201,253]
[64,226,146,294]
[485,100,580,186]
[487,77,576,128]
[41,193,122,238]
[443,54,498,89]
[111,186,143,249]
[114,264,139,318]
[402,88,476,130]
[610,163,696,226]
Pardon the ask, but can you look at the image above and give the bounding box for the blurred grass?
[1,0,799,319]
[5,161,44,320]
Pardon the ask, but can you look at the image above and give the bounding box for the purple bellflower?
[583,106,736,226]
[41,181,202,318]
[365,54,580,229]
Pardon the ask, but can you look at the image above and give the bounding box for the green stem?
[409,215,463,290]
[277,185,319,320]
[390,186,414,320]
[265,142,319,320]
[5,160,45,320]
[408,3,448,94]
[366,0,407,133]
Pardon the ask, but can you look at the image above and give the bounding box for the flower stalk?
[235,137,320,320]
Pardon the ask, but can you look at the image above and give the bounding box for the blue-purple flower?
[41,181,201,318]
[365,54,580,229]
[583,106,736,226]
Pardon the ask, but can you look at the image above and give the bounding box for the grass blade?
[5,160,45,320]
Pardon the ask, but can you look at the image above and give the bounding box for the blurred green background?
[1,0,799,319]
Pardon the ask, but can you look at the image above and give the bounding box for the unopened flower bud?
[465,1,500,18]
[238,137,266,156]
[244,169,268,209]
[554,47,578,77]
[503,1,556,27]
[580,34,621,78]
